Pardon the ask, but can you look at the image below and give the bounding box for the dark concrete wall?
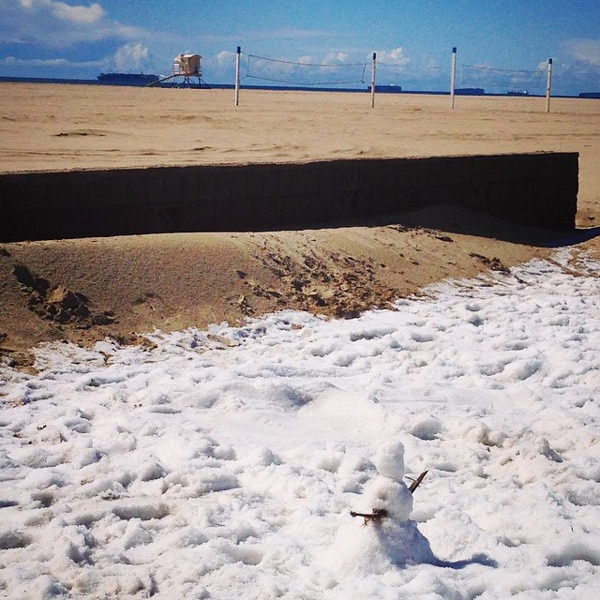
[0,152,578,242]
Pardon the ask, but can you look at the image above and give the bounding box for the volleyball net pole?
[546,58,553,113]
[450,47,457,110]
[370,53,377,108]
[234,46,241,106]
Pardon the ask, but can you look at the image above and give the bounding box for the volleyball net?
[244,53,368,87]
[459,63,547,95]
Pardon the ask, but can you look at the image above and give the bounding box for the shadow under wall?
[365,205,600,248]
[0,153,579,243]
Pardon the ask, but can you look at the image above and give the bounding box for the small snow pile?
[330,441,436,574]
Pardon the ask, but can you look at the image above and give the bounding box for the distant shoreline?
[1,75,596,99]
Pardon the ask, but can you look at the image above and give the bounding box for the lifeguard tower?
[173,54,202,85]
[150,53,204,87]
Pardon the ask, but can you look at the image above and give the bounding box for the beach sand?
[1,84,599,368]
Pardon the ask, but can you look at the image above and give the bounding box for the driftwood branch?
[407,470,428,493]
[350,508,388,525]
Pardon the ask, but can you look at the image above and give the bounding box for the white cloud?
[0,54,103,69]
[216,50,235,68]
[423,57,440,72]
[112,42,149,71]
[2,0,142,48]
[297,55,315,66]
[377,47,410,67]
[548,39,600,94]
[565,39,600,67]
[328,52,349,63]
[50,1,104,25]
[19,0,104,24]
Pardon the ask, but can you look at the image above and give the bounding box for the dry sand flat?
[0,84,599,366]
[1,84,599,219]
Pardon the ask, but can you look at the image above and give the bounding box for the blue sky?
[0,0,599,95]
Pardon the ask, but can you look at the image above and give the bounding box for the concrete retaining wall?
[0,152,578,242]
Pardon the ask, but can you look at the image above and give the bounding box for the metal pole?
[545,58,553,113]
[450,47,457,110]
[370,52,377,108]
[234,46,241,106]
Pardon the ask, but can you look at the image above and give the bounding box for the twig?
[407,470,428,493]
[350,508,388,525]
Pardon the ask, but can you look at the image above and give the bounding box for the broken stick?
[408,470,429,493]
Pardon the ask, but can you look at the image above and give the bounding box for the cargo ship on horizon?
[97,72,159,86]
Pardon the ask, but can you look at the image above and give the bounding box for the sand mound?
[4,204,596,371]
